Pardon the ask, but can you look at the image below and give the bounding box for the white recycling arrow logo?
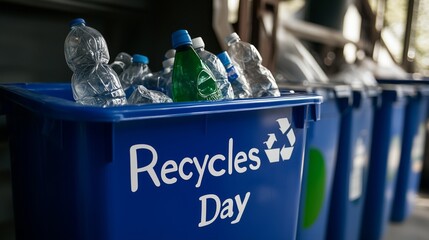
[264,117,296,163]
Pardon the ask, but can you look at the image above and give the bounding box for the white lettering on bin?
[161,160,178,185]
[130,144,160,192]
[198,192,251,227]
[208,154,226,177]
[178,157,194,180]
[129,138,262,191]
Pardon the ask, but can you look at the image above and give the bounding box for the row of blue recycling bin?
[279,78,429,240]
[0,83,322,240]
[0,79,427,240]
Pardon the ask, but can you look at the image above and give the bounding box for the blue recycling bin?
[279,83,351,240]
[359,84,412,240]
[326,87,378,240]
[0,83,321,240]
[375,79,429,222]
[387,81,429,222]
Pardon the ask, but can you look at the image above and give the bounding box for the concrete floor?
[385,194,429,240]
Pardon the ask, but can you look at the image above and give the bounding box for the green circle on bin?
[303,148,326,229]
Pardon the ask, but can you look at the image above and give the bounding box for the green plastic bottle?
[171,29,222,102]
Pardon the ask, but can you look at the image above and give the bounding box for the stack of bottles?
[64,18,280,106]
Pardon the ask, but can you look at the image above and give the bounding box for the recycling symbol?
[264,117,296,163]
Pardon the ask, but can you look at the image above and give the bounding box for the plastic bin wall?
[326,90,375,240]
[296,87,348,240]
[391,92,429,222]
[360,87,408,240]
[0,83,321,240]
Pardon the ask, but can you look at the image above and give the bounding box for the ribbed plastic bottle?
[225,32,280,98]
[119,54,151,91]
[142,58,174,96]
[192,37,234,100]
[217,51,252,99]
[64,18,127,106]
[110,52,132,76]
[171,30,222,102]
[159,58,174,97]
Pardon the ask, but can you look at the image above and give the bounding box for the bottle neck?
[72,23,86,29]
[175,44,193,52]
[194,47,204,53]
[132,62,146,67]
[228,38,240,46]
[224,63,233,69]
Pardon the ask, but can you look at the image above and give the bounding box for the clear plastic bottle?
[217,51,252,99]
[158,58,174,97]
[119,54,151,91]
[128,85,173,104]
[141,71,162,92]
[225,32,280,98]
[171,29,222,102]
[142,58,174,96]
[64,18,127,106]
[192,37,234,100]
[110,52,132,76]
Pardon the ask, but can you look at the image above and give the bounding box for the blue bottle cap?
[132,54,149,64]
[69,18,86,27]
[217,51,231,66]
[172,30,192,49]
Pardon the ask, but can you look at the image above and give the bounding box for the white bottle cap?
[225,32,240,45]
[162,58,174,69]
[191,37,205,49]
[164,49,176,59]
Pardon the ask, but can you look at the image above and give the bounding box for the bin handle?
[292,103,321,129]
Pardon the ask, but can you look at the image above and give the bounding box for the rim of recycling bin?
[376,79,429,85]
[0,83,322,122]
[377,79,429,96]
[278,82,352,99]
[377,83,417,97]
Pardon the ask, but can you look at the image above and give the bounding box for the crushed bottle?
[64,18,127,106]
[217,51,252,99]
[128,85,173,104]
[225,32,280,98]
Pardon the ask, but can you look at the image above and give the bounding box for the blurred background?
[0,0,429,239]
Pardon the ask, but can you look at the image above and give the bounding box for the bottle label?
[197,69,222,101]
[226,66,239,82]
